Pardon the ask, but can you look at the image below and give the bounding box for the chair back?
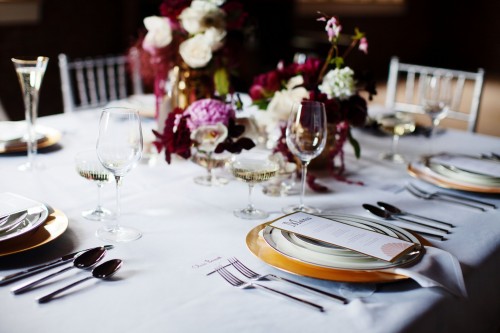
[385,56,484,132]
[58,50,143,113]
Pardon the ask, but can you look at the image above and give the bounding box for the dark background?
[1,0,499,123]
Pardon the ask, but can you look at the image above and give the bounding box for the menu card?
[270,212,416,262]
[431,154,500,177]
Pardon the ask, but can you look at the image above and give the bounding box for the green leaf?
[214,68,230,97]
[335,57,344,68]
[347,128,361,159]
[252,99,270,110]
[353,27,365,40]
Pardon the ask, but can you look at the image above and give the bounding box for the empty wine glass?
[422,72,452,140]
[231,155,279,219]
[96,107,143,242]
[75,150,113,221]
[11,56,49,171]
[283,100,327,214]
[378,113,416,163]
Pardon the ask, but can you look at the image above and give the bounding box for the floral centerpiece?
[153,98,255,165]
[249,14,376,188]
[130,0,249,115]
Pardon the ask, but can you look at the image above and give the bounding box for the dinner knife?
[0,245,114,286]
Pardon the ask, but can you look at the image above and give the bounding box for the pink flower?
[325,17,341,41]
[183,98,235,131]
[359,37,368,54]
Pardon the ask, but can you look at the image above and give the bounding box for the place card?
[269,212,416,262]
[431,154,500,177]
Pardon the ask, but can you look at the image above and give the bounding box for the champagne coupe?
[378,113,416,163]
[192,151,230,186]
[96,107,143,242]
[12,56,49,171]
[422,73,452,141]
[232,156,279,219]
[283,101,327,214]
[75,150,113,221]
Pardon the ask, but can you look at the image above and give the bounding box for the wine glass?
[75,150,113,221]
[96,107,143,242]
[11,56,49,171]
[422,72,452,140]
[378,113,416,163]
[283,100,327,214]
[231,156,279,219]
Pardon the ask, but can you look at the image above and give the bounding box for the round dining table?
[0,107,499,333]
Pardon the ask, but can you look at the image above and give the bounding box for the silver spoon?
[12,247,107,294]
[376,201,454,228]
[38,259,122,303]
[362,204,447,240]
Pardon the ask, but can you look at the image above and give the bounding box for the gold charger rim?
[407,162,500,194]
[246,222,414,283]
[0,209,68,256]
[0,125,62,154]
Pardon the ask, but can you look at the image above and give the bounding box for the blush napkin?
[386,246,467,298]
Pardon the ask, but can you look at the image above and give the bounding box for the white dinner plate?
[262,214,422,271]
[0,204,49,243]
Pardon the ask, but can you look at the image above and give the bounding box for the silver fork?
[405,184,487,211]
[228,258,347,304]
[215,266,325,312]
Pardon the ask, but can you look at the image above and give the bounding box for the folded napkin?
[0,122,26,142]
[387,246,467,298]
[0,192,44,219]
[431,154,500,178]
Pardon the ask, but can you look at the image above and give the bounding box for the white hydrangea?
[318,67,355,100]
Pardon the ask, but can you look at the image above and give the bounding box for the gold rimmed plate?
[0,124,61,154]
[0,209,68,257]
[408,161,500,194]
[246,218,426,283]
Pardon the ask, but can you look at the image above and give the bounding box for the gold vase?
[310,123,336,170]
[174,64,213,109]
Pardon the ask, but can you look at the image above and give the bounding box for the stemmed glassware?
[283,100,327,214]
[11,56,49,171]
[378,113,416,163]
[422,72,452,142]
[75,150,113,221]
[96,107,143,242]
[231,155,278,219]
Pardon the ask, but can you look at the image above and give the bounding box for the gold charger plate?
[407,162,500,194]
[246,222,415,283]
[0,125,62,154]
[0,209,68,256]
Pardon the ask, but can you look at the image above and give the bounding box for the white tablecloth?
[0,110,499,333]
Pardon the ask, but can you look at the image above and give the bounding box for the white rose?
[179,34,213,68]
[202,27,226,51]
[179,0,224,35]
[190,123,228,153]
[318,67,355,100]
[142,16,172,50]
[267,87,309,123]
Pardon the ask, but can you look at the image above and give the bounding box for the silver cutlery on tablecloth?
[228,257,347,304]
[405,183,493,211]
[215,265,325,312]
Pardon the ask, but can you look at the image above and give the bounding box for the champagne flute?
[96,107,143,242]
[378,113,416,163]
[232,156,278,219]
[422,73,452,141]
[283,101,327,214]
[75,150,113,221]
[11,56,49,171]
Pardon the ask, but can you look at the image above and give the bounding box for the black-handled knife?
[0,245,114,286]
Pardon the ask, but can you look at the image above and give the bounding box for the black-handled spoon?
[38,259,122,304]
[12,247,107,295]
[362,204,447,240]
[376,201,454,228]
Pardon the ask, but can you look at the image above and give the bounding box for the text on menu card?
[270,212,416,262]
